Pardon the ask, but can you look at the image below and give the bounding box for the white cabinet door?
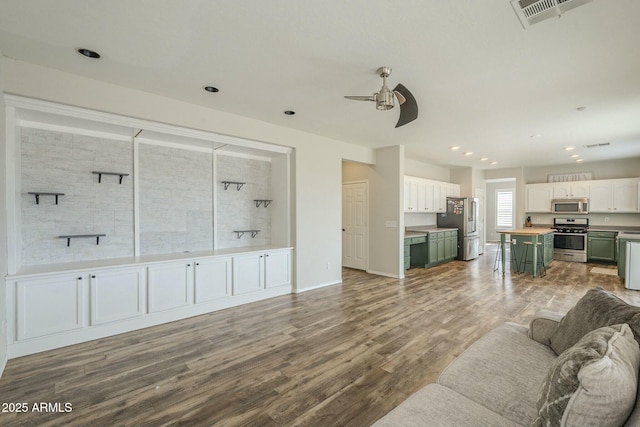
[233,253,264,295]
[16,274,83,340]
[265,250,291,289]
[448,183,461,198]
[403,177,419,212]
[613,179,639,212]
[553,182,589,199]
[434,184,445,213]
[589,180,612,212]
[526,183,553,212]
[147,261,193,313]
[194,257,232,303]
[422,180,435,212]
[90,268,145,325]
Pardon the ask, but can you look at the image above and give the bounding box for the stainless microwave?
[551,199,589,214]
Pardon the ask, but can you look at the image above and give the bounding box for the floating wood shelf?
[92,171,129,184]
[254,199,272,208]
[58,234,106,247]
[221,181,245,191]
[233,230,260,239]
[28,192,65,205]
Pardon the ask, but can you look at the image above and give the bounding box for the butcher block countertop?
[497,228,554,236]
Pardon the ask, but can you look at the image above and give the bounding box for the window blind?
[496,190,514,229]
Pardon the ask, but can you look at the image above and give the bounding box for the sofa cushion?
[549,288,640,355]
[371,384,522,427]
[534,323,640,427]
[438,323,556,426]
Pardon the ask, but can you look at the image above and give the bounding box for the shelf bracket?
[254,199,272,208]
[92,171,130,184]
[28,192,65,205]
[58,234,106,247]
[222,181,245,191]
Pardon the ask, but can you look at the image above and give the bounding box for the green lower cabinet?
[543,233,554,266]
[587,231,617,263]
[426,230,458,267]
[405,236,427,270]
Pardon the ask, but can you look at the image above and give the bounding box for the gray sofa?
[373,288,640,427]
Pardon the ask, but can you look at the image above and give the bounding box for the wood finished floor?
[2,244,639,427]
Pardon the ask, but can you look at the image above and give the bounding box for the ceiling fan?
[344,66,418,128]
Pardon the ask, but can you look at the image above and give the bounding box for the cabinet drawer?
[410,236,426,244]
[428,233,439,241]
[587,231,617,239]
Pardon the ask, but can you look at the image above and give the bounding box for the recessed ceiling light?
[576,159,584,162]
[204,86,219,93]
[480,157,489,161]
[570,154,580,158]
[564,146,575,151]
[464,152,473,156]
[450,146,460,150]
[491,161,498,165]
[576,106,586,111]
[76,48,100,59]
[530,134,542,138]
[284,110,296,115]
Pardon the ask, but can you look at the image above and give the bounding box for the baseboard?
[366,269,401,279]
[295,280,342,293]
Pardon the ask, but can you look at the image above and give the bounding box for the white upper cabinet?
[404,176,460,214]
[526,183,553,213]
[552,182,589,199]
[589,178,639,213]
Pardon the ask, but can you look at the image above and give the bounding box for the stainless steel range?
[553,218,588,263]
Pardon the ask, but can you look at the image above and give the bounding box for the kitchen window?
[496,189,514,229]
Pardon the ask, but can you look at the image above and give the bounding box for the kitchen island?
[497,228,554,277]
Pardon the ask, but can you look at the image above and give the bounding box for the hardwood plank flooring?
[1,245,639,426]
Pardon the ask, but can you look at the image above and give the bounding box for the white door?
[475,188,486,255]
[342,182,368,270]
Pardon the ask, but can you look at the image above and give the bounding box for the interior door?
[342,182,368,270]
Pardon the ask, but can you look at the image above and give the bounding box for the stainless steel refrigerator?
[437,197,480,261]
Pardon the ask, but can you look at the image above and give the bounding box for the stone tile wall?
[20,128,134,265]
[138,143,213,255]
[216,154,271,249]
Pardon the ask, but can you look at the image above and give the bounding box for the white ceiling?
[1,0,639,169]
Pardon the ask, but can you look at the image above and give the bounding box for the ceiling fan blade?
[393,83,418,128]
[393,90,406,105]
[344,95,376,101]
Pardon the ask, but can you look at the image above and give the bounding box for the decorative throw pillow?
[549,287,640,355]
[533,323,640,427]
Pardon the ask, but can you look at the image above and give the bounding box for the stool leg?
[510,242,520,274]
[519,244,529,274]
[537,244,547,277]
[493,245,501,272]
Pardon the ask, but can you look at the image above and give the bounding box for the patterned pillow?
[533,324,640,427]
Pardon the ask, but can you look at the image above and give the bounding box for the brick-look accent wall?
[20,128,134,265]
[216,154,271,249]
[138,143,213,255]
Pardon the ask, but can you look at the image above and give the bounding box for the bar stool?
[493,240,520,275]
[518,241,546,277]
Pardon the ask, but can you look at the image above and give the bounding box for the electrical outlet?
[604,217,610,223]
[385,220,398,228]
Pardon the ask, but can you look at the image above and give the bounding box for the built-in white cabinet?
[526,183,553,213]
[233,249,291,294]
[7,247,292,357]
[404,176,460,213]
[589,178,639,213]
[265,250,292,288]
[194,257,232,303]
[90,267,145,325]
[552,182,590,199]
[525,178,639,213]
[16,274,84,340]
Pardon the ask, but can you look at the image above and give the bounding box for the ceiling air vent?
[511,0,593,28]
[585,142,611,148]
